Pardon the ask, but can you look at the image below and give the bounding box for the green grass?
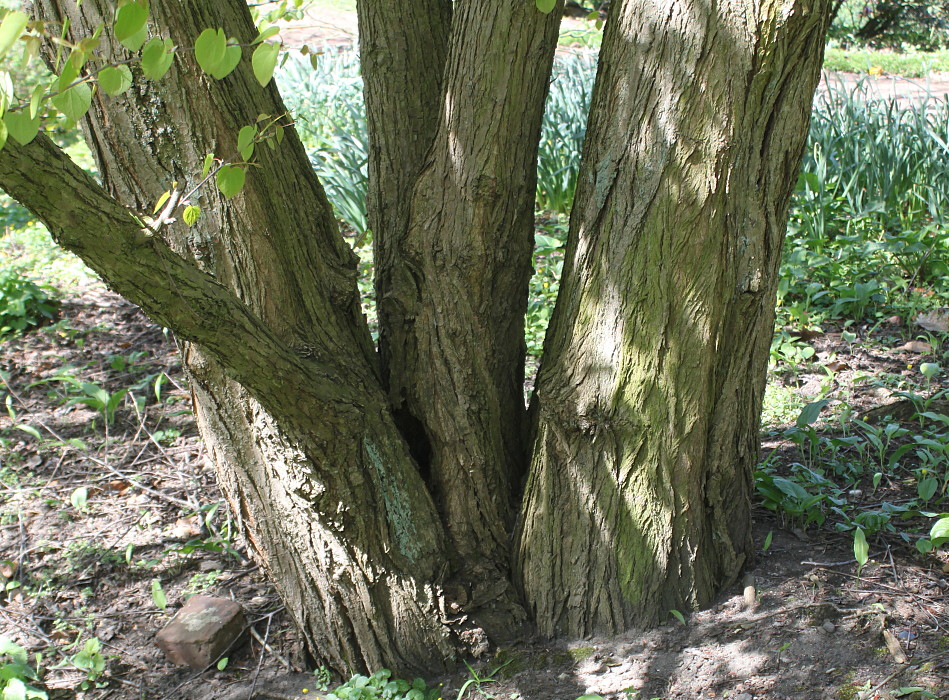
[823,47,949,77]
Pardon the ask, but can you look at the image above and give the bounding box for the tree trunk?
[20,0,459,675]
[516,0,833,637]
[360,0,562,628]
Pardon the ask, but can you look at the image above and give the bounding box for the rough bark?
[367,0,563,609]
[16,0,460,674]
[516,0,833,636]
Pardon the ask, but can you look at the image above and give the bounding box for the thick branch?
[0,134,359,426]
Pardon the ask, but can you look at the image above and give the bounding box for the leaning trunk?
[24,0,459,674]
[517,0,833,636]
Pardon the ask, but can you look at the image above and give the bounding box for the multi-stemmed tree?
[0,0,831,675]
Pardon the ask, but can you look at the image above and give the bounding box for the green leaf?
[194,28,227,75]
[153,190,170,214]
[98,64,133,96]
[763,530,773,552]
[70,486,88,511]
[237,124,256,161]
[0,71,13,114]
[13,424,40,440]
[141,37,175,80]
[216,657,229,671]
[0,116,7,152]
[0,11,28,61]
[0,636,28,665]
[3,110,40,146]
[182,205,200,226]
[853,527,868,569]
[919,362,940,380]
[796,399,829,428]
[215,164,245,199]
[929,515,949,540]
[51,82,92,125]
[201,152,215,178]
[252,26,281,45]
[575,696,605,700]
[212,43,242,80]
[151,579,167,610]
[114,1,149,51]
[29,84,44,120]
[251,41,280,87]
[669,609,686,625]
[918,476,938,502]
[3,676,27,700]
[535,0,557,13]
[58,48,86,92]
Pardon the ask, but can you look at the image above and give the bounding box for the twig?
[248,614,274,699]
[249,625,292,672]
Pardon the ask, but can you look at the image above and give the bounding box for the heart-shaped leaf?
[216,164,246,199]
[3,109,40,145]
[141,37,175,80]
[98,64,133,95]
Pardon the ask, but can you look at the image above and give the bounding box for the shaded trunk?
[21,0,459,674]
[364,0,562,602]
[516,0,833,636]
[360,0,563,628]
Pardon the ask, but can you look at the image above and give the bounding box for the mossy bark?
[515,0,833,637]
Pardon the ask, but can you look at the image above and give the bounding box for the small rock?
[155,596,246,669]
[556,672,569,681]
[885,315,903,327]
[821,620,836,634]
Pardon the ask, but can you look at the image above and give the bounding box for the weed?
[0,268,58,337]
[0,636,47,699]
[324,669,441,700]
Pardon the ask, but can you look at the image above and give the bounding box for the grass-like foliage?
[780,79,949,326]
[278,51,368,234]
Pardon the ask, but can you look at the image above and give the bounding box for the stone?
[821,620,836,634]
[156,596,246,669]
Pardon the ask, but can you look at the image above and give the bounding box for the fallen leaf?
[0,560,16,578]
[896,340,932,354]
[824,361,850,373]
[171,516,202,539]
[882,629,908,664]
[916,308,949,333]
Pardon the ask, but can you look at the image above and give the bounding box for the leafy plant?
[0,636,47,699]
[0,269,58,337]
[325,669,440,700]
[31,372,127,426]
[68,637,105,690]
